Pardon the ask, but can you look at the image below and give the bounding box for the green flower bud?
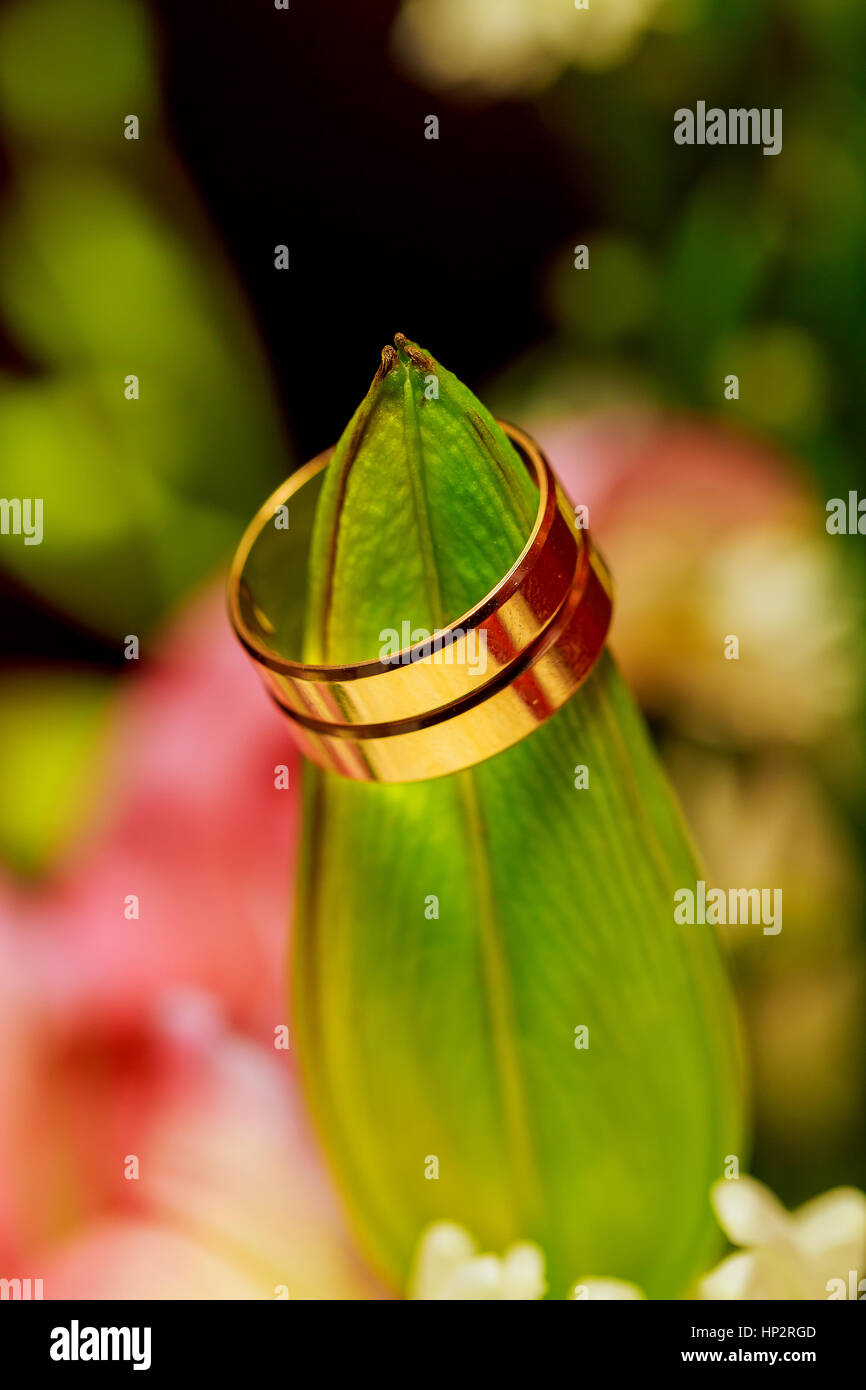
[293,336,743,1298]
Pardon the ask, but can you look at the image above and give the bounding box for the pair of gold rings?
[228,422,612,783]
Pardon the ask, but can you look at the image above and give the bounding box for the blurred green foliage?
[489,0,866,495]
[0,669,111,875]
[0,0,289,639]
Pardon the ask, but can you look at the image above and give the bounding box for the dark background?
[0,0,578,665]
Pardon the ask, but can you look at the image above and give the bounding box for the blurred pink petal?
[38,1024,387,1300]
[15,582,300,1037]
[535,410,859,744]
[537,410,808,534]
[0,582,389,1297]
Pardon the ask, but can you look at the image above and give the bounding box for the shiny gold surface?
[228,423,613,782]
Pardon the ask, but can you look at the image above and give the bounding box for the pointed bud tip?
[374,344,399,381]
[392,332,434,373]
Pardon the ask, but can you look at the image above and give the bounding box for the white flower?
[409,1221,546,1300]
[391,0,671,96]
[570,1278,645,1300]
[699,1176,866,1300]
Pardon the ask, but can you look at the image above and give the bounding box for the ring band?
[228,422,613,782]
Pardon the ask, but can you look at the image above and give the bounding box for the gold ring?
[228,422,613,782]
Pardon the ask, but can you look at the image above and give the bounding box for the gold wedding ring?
[228,422,613,782]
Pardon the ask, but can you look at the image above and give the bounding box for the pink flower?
[537,410,858,745]
[0,583,387,1298]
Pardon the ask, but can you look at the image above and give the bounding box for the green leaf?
[292,338,744,1298]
